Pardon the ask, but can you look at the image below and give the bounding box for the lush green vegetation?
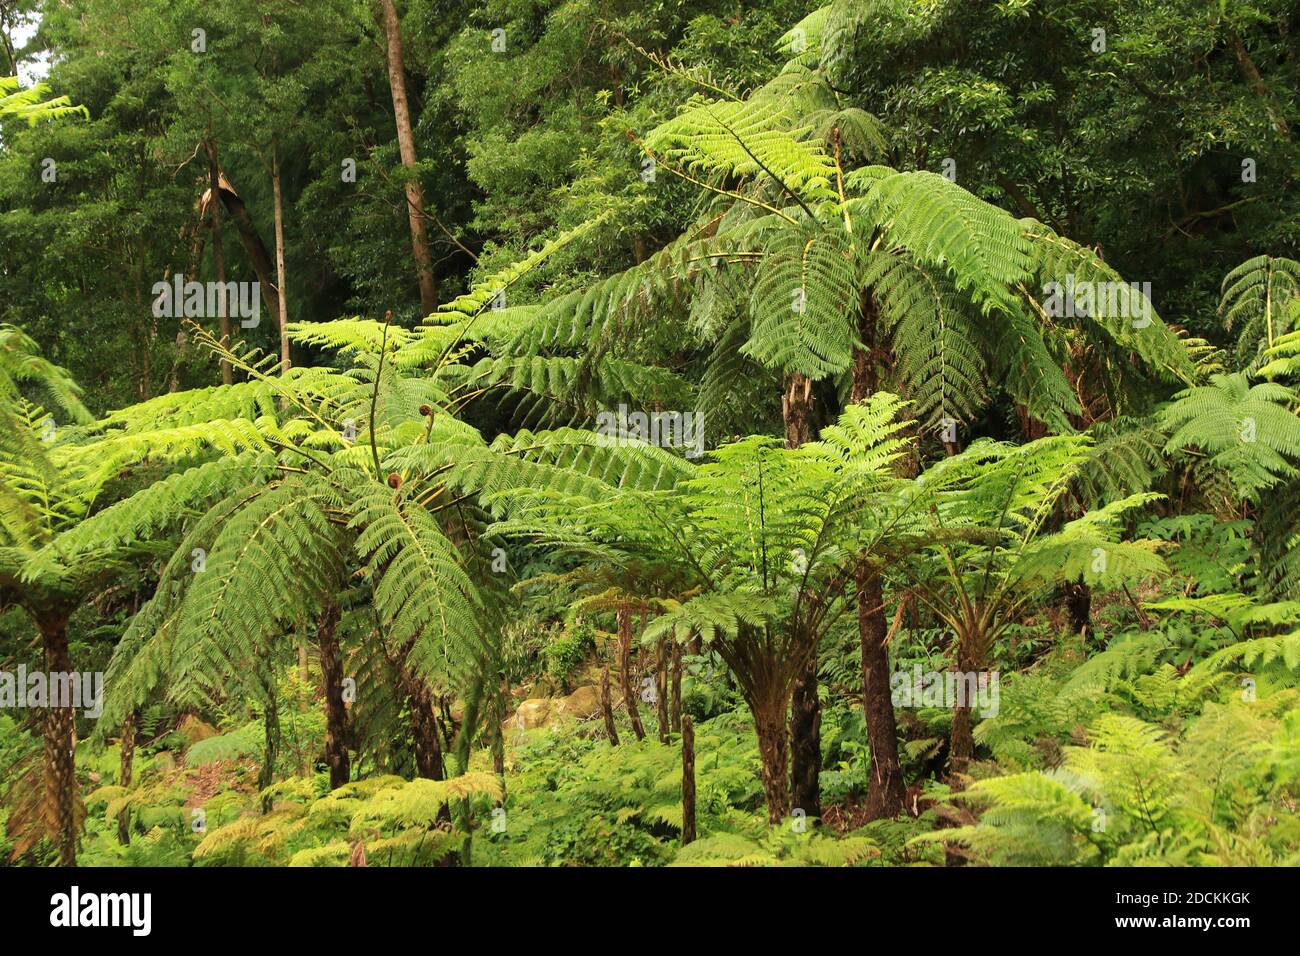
[1,0,1299,868]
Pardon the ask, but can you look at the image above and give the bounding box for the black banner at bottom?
[0,864,1282,943]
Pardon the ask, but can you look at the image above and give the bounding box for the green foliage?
[1161,373,1300,498]
[1221,255,1300,371]
[192,772,500,867]
[4,0,1300,872]
[0,76,88,125]
[541,619,596,692]
[473,711,766,867]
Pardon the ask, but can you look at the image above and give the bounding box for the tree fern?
[1161,373,1300,498]
[1219,255,1300,369]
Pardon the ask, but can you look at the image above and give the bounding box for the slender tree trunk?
[1226,27,1291,140]
[205,137,232,385]
[213,171,281,321]
[0,31,16,76]
[617,604,646,740]
[853,295,906,819]
[259,694,280,813]
[681,715,696,845]
[40,620,77,866]
[670,640,683,734]
[378,0,439,313]
[655,638,670,743]
[167,217,208,393]
[317,602,350,790]
[784,371,822,821]
[117,709,138,844]
[600,651,620,745]
[492,676,507,803]
[271,140,291,374]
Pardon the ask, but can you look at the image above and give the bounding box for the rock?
[152,751,177,774]
[177,714,219,744]
[503,688,603,735]
[556,685,602,721]
[511,698,553,730]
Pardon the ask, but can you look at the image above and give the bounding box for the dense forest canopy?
[0,0,1298,874]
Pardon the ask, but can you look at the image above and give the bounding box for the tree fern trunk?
[681,714,696,845]
[259,694,280,814]
[655,637,669,743]
[859,569,905,819]
[117,708,138,844]
[438,694,456,753]
[317,601,350,790]
[408,677,446,781]
[40,620,77,866]
[600,650,620,745]
[492,675,506,803]
[785,371,822,822]
[1064,580,1091,636]
[789,669,821,821]
[949,638,979,771]
[853,297,906,819]
[617,604,646,740]
[753,691,792,824]
[950,702,975,770]
[670,640,682,734]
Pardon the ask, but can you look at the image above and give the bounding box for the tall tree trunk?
[492,676,507,803]
[853,295,906,819]
[40,620,77,866]
[271,140,291,375]
[167,215,208,393]
[205,137,232,385]
[784,371,822,821]
[670,639,683,734]
[681,715,696,845]
[378,0,439,313]
[617,604,646,740]
[117,709,138,844]
[655,638,669,743]
[317,601,350,790]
